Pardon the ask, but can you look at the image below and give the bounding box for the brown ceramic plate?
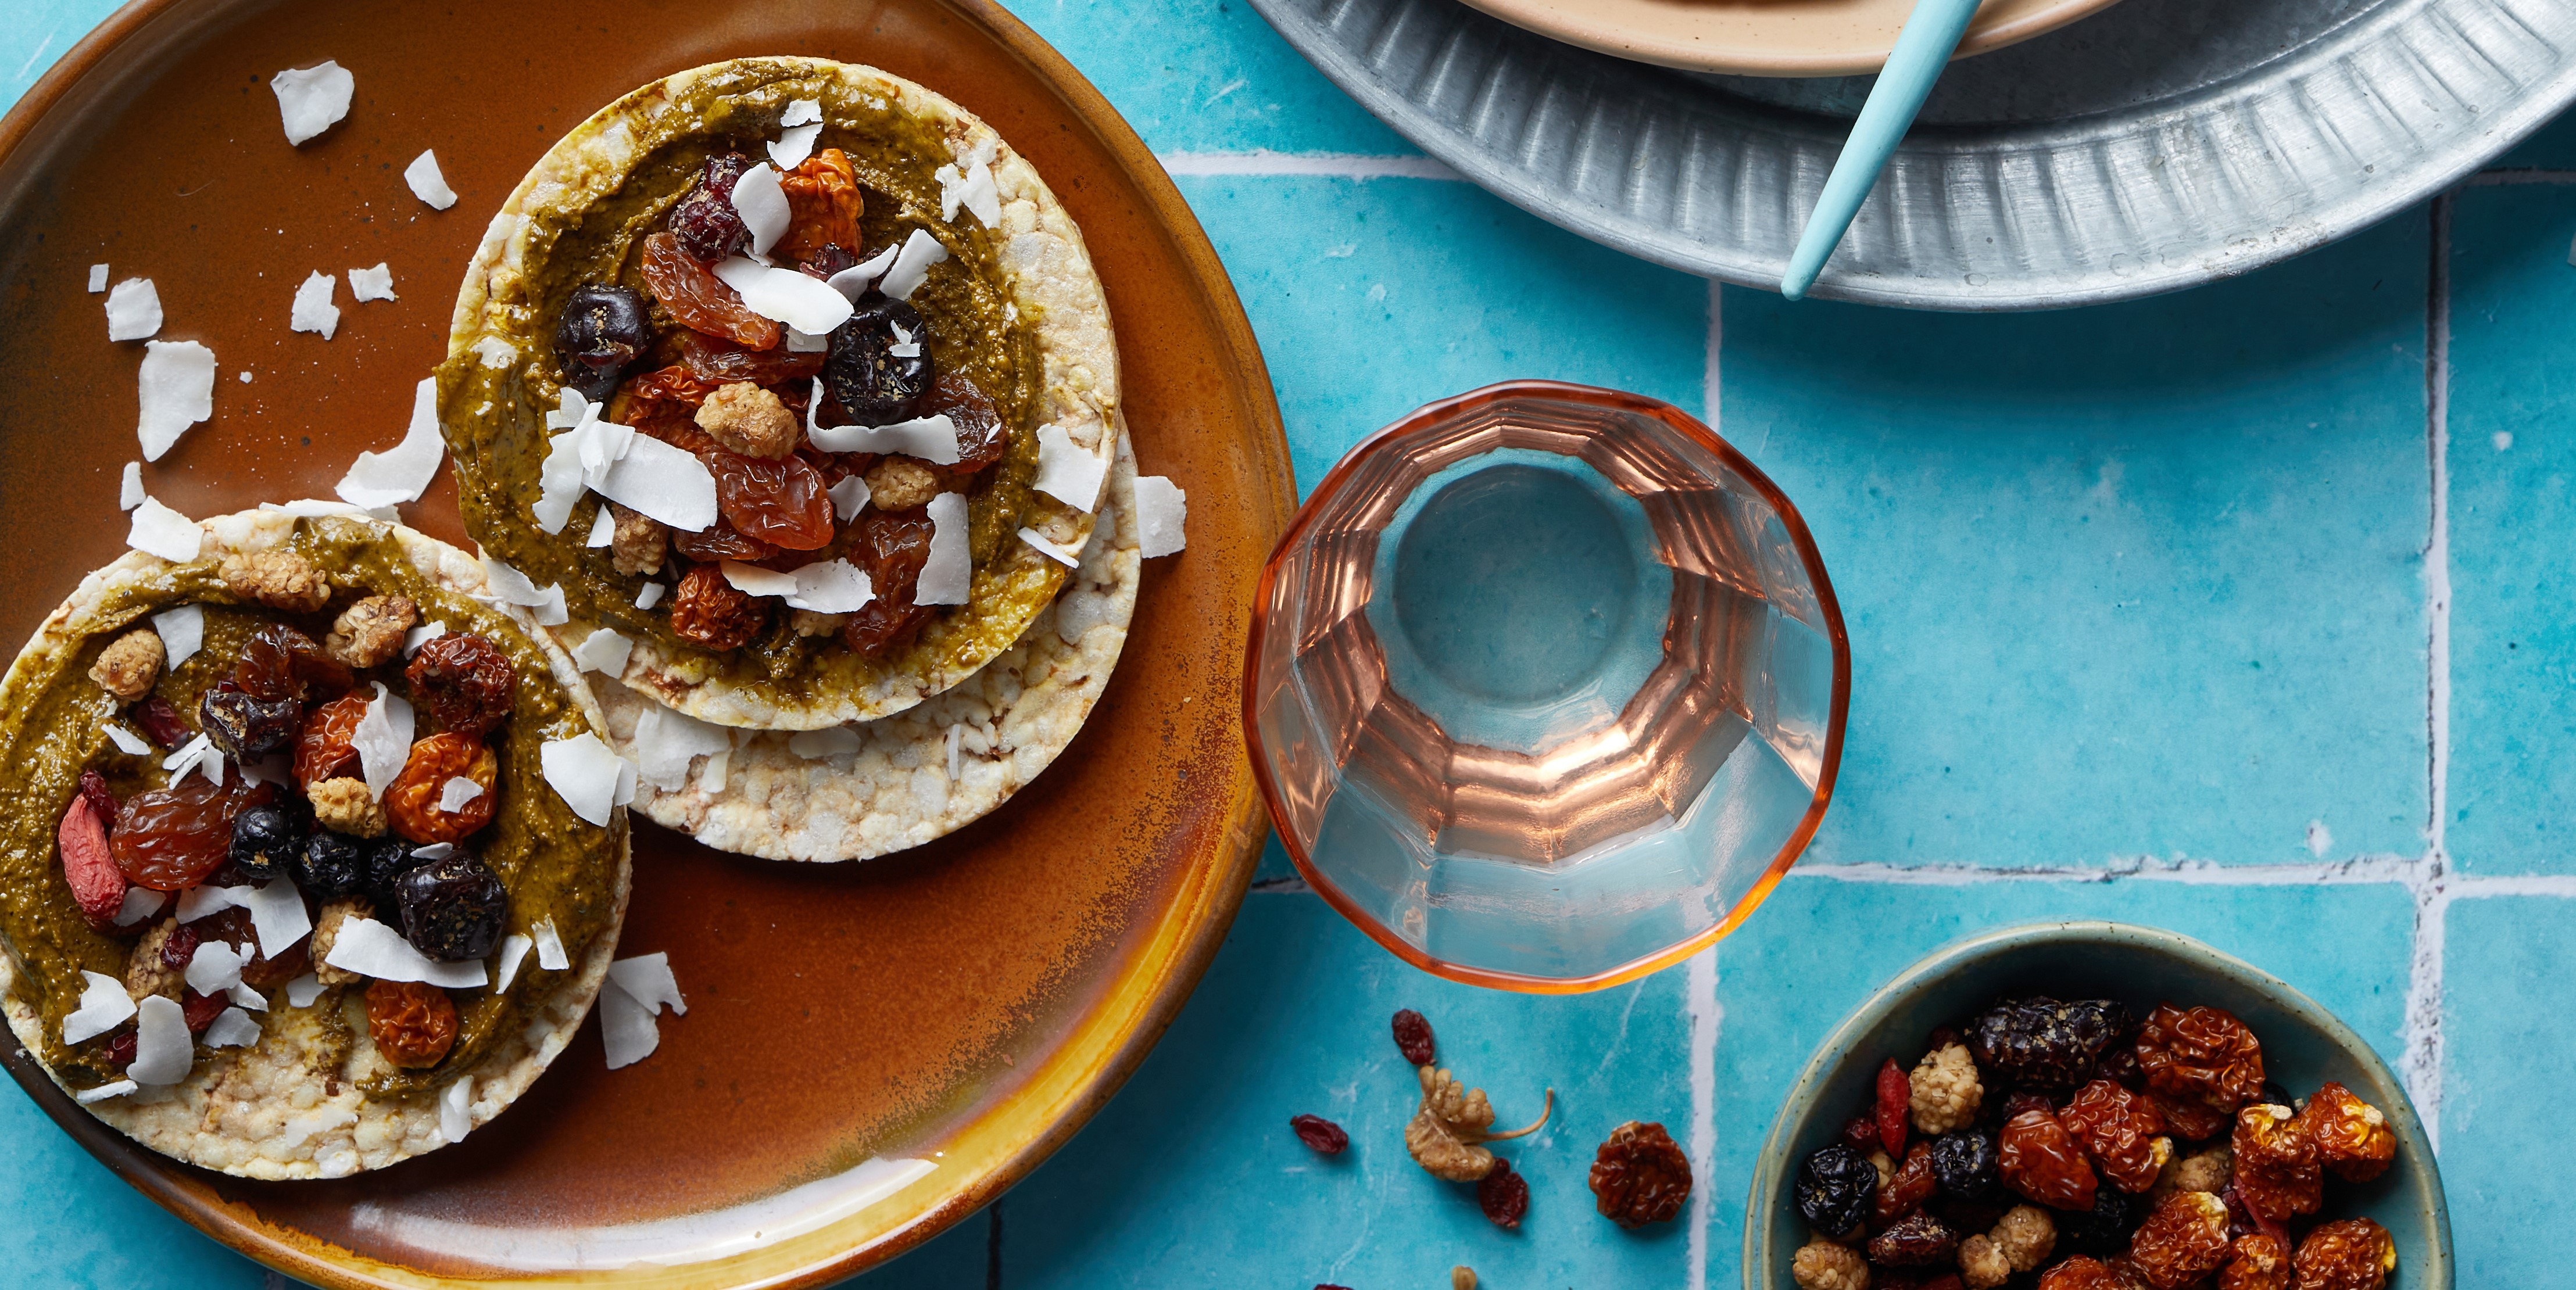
[1455,0,2127,76]
[0,1,1289,1285]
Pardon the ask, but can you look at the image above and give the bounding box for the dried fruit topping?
[921,371,1008,472]
[670,330,827,389]
[2220,1233,2291,1290]
[1843,1115,1884,1155]
[1878,1140,1939,1226]
[779,148,863,261]
[2146,1089,2231,1142]
[696,381,803,460]
[1797,1143,1879,1238]
[1290,1113,1348,1155]
[227,802,308,884]
[199,683,300,761]
[642,230,779,349]
[2134,1004,2265,1112]
[1793,1239,1872,1290]
[90,628,164,702]
[1999,1108,2099,1212]
[219,549,331,613]
[296,693,371,787]
[2290,1218,2392,1290]
[181,986,227,1033]
[1877,1057,1913,1156]
[556,284,652,402]
[2058,1183,2146,1256]
[2037,1257,2132,1290]
[2153,1144,2233,1201]
[236,622,352,702]
[324,595,418,671]
[1404,1065,1550,1182]
[58,795,124,929]
[1392,1008,1436,1065]
[1910,1041,1985,1136]
[361,835,425,906]
[2127,1191,2232,1290]
[78,768,119,827]
[364,978,459,1069]
[131,694,191,748]
[712,449,836,550]
[1589,1120,1690,1228]
[1477,1156,1530,1231]
[2002,1090,2057,1121]
[840,510,937,655]
[2059,1078,2172,1194]
[2294,1083,2394,1183]
[669,518,785,565]
[395,849,508,961]
[668,152,754,261]
[1992,1203,2059,1271]
[824,293,933,424]
[1962,1233,2015,1289]
[295,829,371,900]
[112,776,239,891]
[1869,1210,1959,1267]
[670,562,770,650]
[2099,1044,2146,1089]
[1972,997,2133,1090]
[406,633,518,737]
[383,732,499,844]
[309,776,388,838]
[1932,1128,2001,1199]
[2228,1105,2320,1223]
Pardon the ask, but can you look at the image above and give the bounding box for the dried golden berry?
[364,978,458,1068]
[2127,1189,2231,1289]
[778,148,863,263]
[2135,1003,2265,1112]
[406,633,518,738]
[640,230,779,349]
[296,693,371,788]
[668,562,768,650]
[2291,1217,2394,1290]
[2230,1104,2321,1223]
[2037,1256,2130,1290]
[1909,1041,1984,1135]
[2221,1233,2292,1290]
[1589,1120,1691,1228]
[2294,1083,2395,1183]
[1790,1239,1870,1290]
[1998,1109,2098,1212]
[383,732,498,844]
[2059,1078,2173,1194]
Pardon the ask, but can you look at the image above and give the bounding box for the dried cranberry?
[1842,1115,1883,1153]
[1478,1156,1530,1231]
[181,988,227,1033]
[1290,1113,1349,1155]
[131,695,190,747]
[160,920,199,969]
[1393,1008,1436,1065]
[668,152,754,261]
[105,1027,136,1067]
[78,769,119,824]
[824,293,933,423]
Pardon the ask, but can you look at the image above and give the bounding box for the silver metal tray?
[1248,0,2576,309]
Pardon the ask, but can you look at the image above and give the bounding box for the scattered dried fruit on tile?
[1290,1113,1349,1155]
[1449,1265,1476,1290]
[1476,1156,1529,1230]
[1392,1007,1436,1065]
[1403,1064,1551,1182]
[1589,1119,1691,1228]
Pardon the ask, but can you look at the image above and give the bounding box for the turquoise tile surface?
[2436,893,2570,1285]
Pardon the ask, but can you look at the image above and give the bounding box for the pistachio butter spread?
[0,518,618,1112]
[438,58,1122,729]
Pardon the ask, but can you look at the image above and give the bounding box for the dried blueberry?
[396,850,509,961]
[227,804,307,884]
[1930,1128,1999,1200]
[669,152,753,261]
[1969,997,2131,1090]
[198,684,300,759]
[554,284,650,402]
[2056,1181,2145,1256]
[295,830,370,900]
[824,293,933,424]
[362,835,425,906]
[1794,1143,1876,1239]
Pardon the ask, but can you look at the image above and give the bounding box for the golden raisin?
[669,562,768,650]
[2230,1103,2321,1224]
[2291,1217,2394,1290]
[364,978,459,1069]
[2126,1190,2231,1289]
[640,230,779,349]
[2221,1233,2292,1290]
[2294,1083,2395,1183]
[2059,1078,2174,1194]
[1999,1108,2098,1212]
[383,732,498,844]
[2135,1003,2265,1112]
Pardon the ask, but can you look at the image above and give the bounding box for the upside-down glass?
[1246,382,1849,991]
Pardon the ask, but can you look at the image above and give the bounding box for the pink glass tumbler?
[1245,382,1851,992]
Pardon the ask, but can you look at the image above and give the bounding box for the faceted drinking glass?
[1245,381,1849,991]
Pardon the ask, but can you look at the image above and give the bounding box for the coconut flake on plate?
[1017,526,1083,568]
[88,264,109,293]
[269,61,353,145]
[349,263,397,302]
[105,278,162,342]
[404,619,448,656]
[324,917,487,987]
[786,559,872,613]
[720,560,798,599]
[176,884,251,924]
[335,377,447,508]
[607,952,686,1015]
[152,604,205,668]
[828,474,871,521]
[242,879,311,961]
[118,461,144,510]
[62,971,135,1045]
[74,1080,137,1105]
[112,888,164,928]
[585,506,617,547]
[804,387,960,463]
[825,244,899,302]
[436,777,484,815]
[480,557,569,626]
[103,723,151,757]
[405,149,457,209]
[137,339,216,461]
[127,496,202,562]
[632,704,732,791]
[787,727,862,759]
[1031,424,1107,512]
[532,917,570,972]
[876,228,949,302]
[289,271,341,340]
[541,733,635,827]
[635,582,666,610]
[127,995,191,1084]
[284,973,325,1008]
[915,493,971,605]
[262,497,396,521]
[600,953,686,1071]
[353,682,415,798]
[713,256,853,336]
[570,627,632,676]
[1136,475,1189,557]
[441,1077,474,1142]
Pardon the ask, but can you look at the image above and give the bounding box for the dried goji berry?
[2291,1217,2393,1290]
[112,776,238,891]
[1290,1113,1348,1155]
[2135,1003,2265,1112]
[406,633,517,738]
[2128,1190,2232,1289]
[1877,1057,1913,1157]
[296,692,371,788]
[1998,1108,2098,1212]
[1393,1008,1436,1065]
[2294,1083,2395,1183]
[1477,1156,1530,1231]
[383,732,499,844]
[2058,1078,2171,1194]
[2228,1104,2320,1223]
[364,979,459,1069]
[1590,1120,1691,1228]
[641,230,779,349]
[58,795,124,929]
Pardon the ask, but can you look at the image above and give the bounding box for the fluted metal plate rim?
[1250,0,2576,310]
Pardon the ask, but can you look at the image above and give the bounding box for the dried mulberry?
[1958,1234,2012,1289]
[1793,1239,1872,1290]
[2294,1083,2395,1183]
[2135,1004,2264,1112]
[2229,1104,2320,1224]
[2291,1218,2393,1290]
[2058,1078,2174,1194]
[1404,1065,1550,1182]
[1910,1042,1985,1136]
[1998,1109,2098,1211]
[2151,1143,2232,1202]
[1990,1204,2056,1271]
[1970,997,2131,1090]
[2126,1190,2231,1290]
[1799,1144,1880,1239]
[2220,1233,2291,1290]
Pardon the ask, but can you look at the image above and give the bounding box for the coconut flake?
[270,62,353,145]
[74,1080,136,1105]
[112,888,164,928]
[635,583,666,610]
[119,461,144,510]
[284,974,324,1008]
[779,98,823,128]
[828,474,871,520]
[731,163,792,257]
[127,496,202,562]
[632,704,733,791]
[825,244,900,301]
[88,264,109,293]
[176,884,251,924]
[184,940,246,996]
[1018,526,1083,568]
[335,377,446,507]
[600,436,718,532]
[916,493,971,605]
[62,971,135,1045]
[599,980,661,1070]
[127,995,191,1084]
[203,1008,262,1049]
[354,682,415,798]
[437,777,484,815]
[786,560,873,613]
[105,278,162,342]
[541,733,635,827]
[161,733,223,787]
[103,723,151,757]
[804,386,960,463]
[570,628,632,677]
[412,842,455,861]
[263,497,395,521]
[152,604,204,668]
[242,879,312,962]
[404,620,448,656]
[785,327,829,353]
[886,321,920,360]
[936,159,1000,228]
[700,745,731,793]
[290,271,341,340]
[137,339,216,461]
[348,263,397,302]
[405,149,457,209]
[876,228,949,302]
[491,934,534,992]
[713,257,853,336]
[769,123,822,171]
[788,727,862,759]
[440,1077,473,1142]
[532,918,570,971]
[277,1105,356,1150]
[480,558,568,626]
[720,560,798,599]
[536,392,717,533]
[1032,424,1107,513]
[1137,475,1188,557]
[231,980,268,1011]
[324,917,487,987]
[585,505,617,547]
[607,952,686,1015]
[238,753,291,787]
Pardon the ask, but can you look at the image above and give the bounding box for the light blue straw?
[1779,0,1984,300]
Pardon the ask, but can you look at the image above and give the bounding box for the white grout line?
[2449,873,2576,897]
[1794,856,2425,886]
[2402,193,2455,1153]
[1684,947,1720,1290]
[1155,150,1461,181]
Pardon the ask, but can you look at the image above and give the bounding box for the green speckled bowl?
[1744,920,2452,1289]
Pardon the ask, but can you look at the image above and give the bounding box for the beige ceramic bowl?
[1456,0,2128,77]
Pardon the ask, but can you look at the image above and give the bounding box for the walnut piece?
[864,457,942,512]
[1909,1040,1984,1134]
[1403,1063,1552,1182]
[1791,1239,1870,1290]
[309,776,388,838]
[1991,1204,2056,1272]
[311,898,373,986]
[125,919,187,1001]
[220,549,332,612]
[89,629,164,702]
[325,594,418,668]
[609,502,668,577]
[695,381,799,458]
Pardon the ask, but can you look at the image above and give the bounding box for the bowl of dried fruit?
[1746,920,2450,1290]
